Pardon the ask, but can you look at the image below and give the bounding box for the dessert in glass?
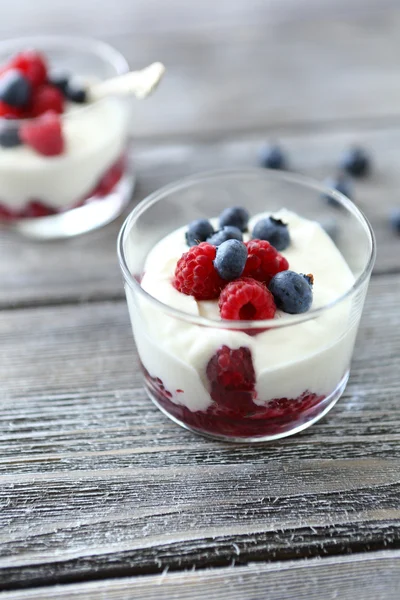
[118,169,376,442]
[0,36,134,239]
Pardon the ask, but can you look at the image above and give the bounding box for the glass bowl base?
[144,371,350,443]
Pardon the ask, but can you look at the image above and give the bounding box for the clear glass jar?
[0,36,134,239]
[118,169,376,442]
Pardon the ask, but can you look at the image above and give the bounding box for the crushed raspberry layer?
[0,154,126,221]
[143,343,327,438]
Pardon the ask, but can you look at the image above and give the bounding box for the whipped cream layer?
[0,98,128,210]
[128,209,358,411]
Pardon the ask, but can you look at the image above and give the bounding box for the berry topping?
[0,70,31,108]
[20,111,64,157]
[389,208,400,234]
[252,216,290,251]
[219,206,250,232]
[206,345,255,392]
[207,226,243,246]
[29,85,64,117]
[268,270,313,314]
[219,277,276,320]
[214,239,248,281]
[259,143,287,170]
[173,242,225,300]
[0,123,21,148]
[10,51,47,87]
[0,100,23,119]
[242,239,289,284]
[322,173,353,204]
[49,70,70,94]
[65,81,87,104]
[339,146,370,178]
[185,218,214,246]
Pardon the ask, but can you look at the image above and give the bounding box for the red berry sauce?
[0,153,127,221]
[142,343,327,439]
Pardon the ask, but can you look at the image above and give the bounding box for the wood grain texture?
[1,551,400,600]
[0,275,399,589]
[1,124,400,308]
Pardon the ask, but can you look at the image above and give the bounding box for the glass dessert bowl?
[0,36,134,239]
[118,169,376,442]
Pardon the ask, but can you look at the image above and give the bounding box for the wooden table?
[1,1,400,598]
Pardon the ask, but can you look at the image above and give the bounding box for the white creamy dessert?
[0,98,127,211]
[127,209,357,412]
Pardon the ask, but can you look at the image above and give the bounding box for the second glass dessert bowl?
[0,36,134,239]
[118,169,375,442]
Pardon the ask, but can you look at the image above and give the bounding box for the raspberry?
[173,242,225,300]
[207,345,255,390]
[219,277,276,320]
[242,239,289,284]
[29,85,64,117]
[0,100,23,119]
[20,111,64,157]
[20,200,57,218]
[0,203,17,221]
[95,156,125,196]
[11,51,47,87]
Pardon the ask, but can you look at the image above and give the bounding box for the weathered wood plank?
[2,1,400,140]
[1,125,399,308]
[1,551,400,599]
[0,276,399,588]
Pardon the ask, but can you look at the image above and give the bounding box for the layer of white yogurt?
[127,209,359,411]
[0,98,128,210]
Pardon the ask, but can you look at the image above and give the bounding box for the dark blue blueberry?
[259,144,287,170]
[185,218,214,246]
[252,216,290,250]
[321,174,353,206]
[65,81,87,103]
[207,226,243,246]
[0,69,31,108]
[49,70,70,94]
[219,206,250,232]
[389,208,400,234]
[214,239,248,281]
[339,146,370,178]
[0,123,21,148]
[268,270,313,314]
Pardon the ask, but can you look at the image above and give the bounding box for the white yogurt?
[0,98,128,211]
[127,209,358,412]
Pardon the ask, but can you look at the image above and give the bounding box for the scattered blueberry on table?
[389,209,400,234]
[339,146,371,178]
[322,173,353,205]
[259,143,287,170]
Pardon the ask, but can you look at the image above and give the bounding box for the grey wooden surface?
[1,0,400,598]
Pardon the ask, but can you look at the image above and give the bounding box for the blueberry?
[259,144,287,170]
[214,239,248,281]
[65,81,87,103]
[219,206,249,232]
[389,208,400,234]
[0,123,21,148]
[185,218,214,246]
[322,174,353,206]
[0,69,31,108]
[49,70,70,94]
[207,226,243,246]
[268,271,313,314]
[252,216,290,250]
[339,146,370,178]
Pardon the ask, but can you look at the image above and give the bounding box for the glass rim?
[117,167,376,331]
[0,35,129,124]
